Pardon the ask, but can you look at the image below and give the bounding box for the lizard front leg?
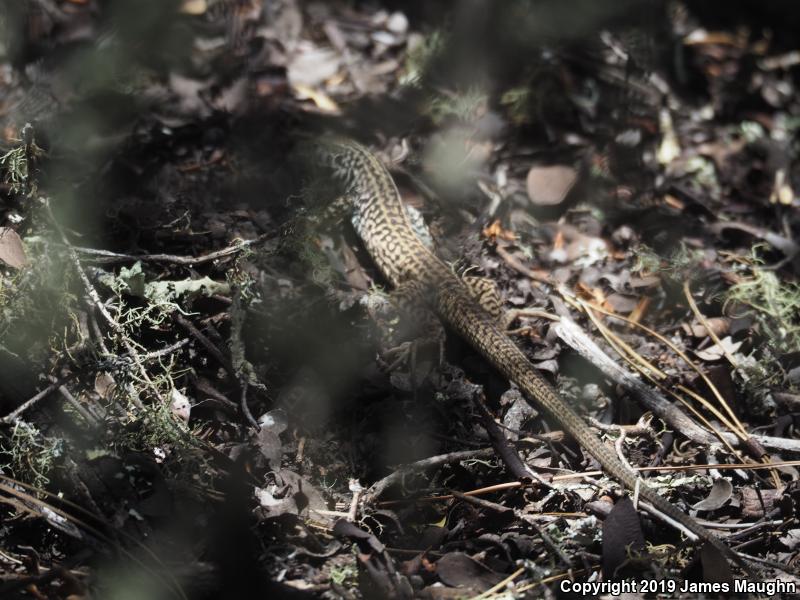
[368,279,446,384]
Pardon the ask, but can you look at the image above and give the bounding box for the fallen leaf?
[292,83,340,113]
[657,107,681,165]
[526,164,577,206]
[179,0,206,15]
[287,43,341,87]
[94,372,117,400]
[0,228,28,268]
[482,220,516,241]
[741,486,782,518]
[694,336,742,361]
[683,317,731,338]
[436,552,503,591]
[602,497,646,579]
[692,478,733,511]
[778,529,800,551]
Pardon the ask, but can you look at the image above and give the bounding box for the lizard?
[305,135,755,576]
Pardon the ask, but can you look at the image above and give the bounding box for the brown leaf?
[741,486,782,519]
[692,478,733,511]
[94,372,117,400]
[694,336,741,362]
[179,0,206,15]
[436,552,503,591]
[482,220,516,242]
[683,317,731,338]
[526,164,577,206]
[0,228,28,269]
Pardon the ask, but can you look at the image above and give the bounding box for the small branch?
[367,448,496,501]
[173,313,235,379]
[1,381,62,423]
[68,234,269,266]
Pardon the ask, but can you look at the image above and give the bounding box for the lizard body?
[311,136,750,573]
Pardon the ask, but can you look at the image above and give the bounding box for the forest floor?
[0,1,799,598]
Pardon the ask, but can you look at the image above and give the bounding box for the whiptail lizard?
[308,136,753,575]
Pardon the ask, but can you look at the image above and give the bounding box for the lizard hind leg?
[376,279,446,382]
[462,274,556,331]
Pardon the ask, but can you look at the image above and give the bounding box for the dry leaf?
[526,164,577,206]
[692,478,733,511]
[683,317,731,338]
[657,107,681,165]
[482,220,516,241]
[0,228,28,269]
[94,372,117,400]
[180,0,206,15]
[291,84,340,113]
[694,336,742,361]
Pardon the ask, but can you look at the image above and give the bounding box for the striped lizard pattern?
[310,136,750,574]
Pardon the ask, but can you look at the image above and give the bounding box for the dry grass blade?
[683,282,782,488]
[580,300,745,460]
[579,300,751,440]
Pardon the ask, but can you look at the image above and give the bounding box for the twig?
[377,459,800,507]
[57,385,99,424]
[173,313,235,379]
[239,382,259,430]
[367,448,496,501]
[494,244,552,283]
[516,510,575,568]
[450,489,512,514]
[68,234,269,266]
[468,567,525,600]
[1,381,63,423]
[475,395,553,488]
[140,338,190,362]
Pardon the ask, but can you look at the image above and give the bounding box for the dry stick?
[57,385,99,424]
[468,566,526,600]
[494,244,552,283]
[451,489,512,514]
[239,382,259,430]
[140,338,190,362]
[367,448,496,501]
[69,233,269,266]
[378,460,800,508]
[1,380,63,423]
[515,510,575,569]
[578,301,778,487]
[513,567,594,595]
[553,313,718,446]
[474,396,553,489]
[578,299,746,445]
[551,304,797,454]
[173,313,235,379]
